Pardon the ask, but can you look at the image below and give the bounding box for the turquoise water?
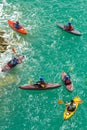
[0,0,87,130]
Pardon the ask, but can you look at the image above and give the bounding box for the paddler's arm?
[65,102,70,107]
[18,60,22,64]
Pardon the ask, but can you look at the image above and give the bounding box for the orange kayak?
[8,20,28,34]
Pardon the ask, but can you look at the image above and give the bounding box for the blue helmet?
[68,22,71,25]
[40,77,44,81]
[65,76,69,80]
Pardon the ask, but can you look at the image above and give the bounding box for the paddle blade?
[12,48,16,54]
[58,100,64,104]
[69,17,73,22]
[11,32,14,38]
[75,96,83,104]
[75,100,83,104]
[69,67,74,72]
[28,78,33,83]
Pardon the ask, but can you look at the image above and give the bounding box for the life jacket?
[67,103,76,111]
[65,25,73,31]
[36,81,46,88]
[8,58,18,68]
[65,79,71,85]
[15,24,20,29]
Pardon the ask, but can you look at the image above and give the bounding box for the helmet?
[16,21,19,24]
[68,22,71,25]
[40,77,44,81]
[65,76,69,80]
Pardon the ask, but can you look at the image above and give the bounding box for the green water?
[0,0,87,130]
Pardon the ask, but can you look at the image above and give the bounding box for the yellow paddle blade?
[41,84,45,88]
[58,100,64,104]
[28,78,33,83]
[75,96,83,104]
[75,100,83,104]
[69,17,73,21]
[69,67,74,71]
[11,32,14,37]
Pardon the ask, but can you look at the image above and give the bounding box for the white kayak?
[19,83,61,90]
[1,56,24,72]
[62,72,73,92]
[57,23,81,36]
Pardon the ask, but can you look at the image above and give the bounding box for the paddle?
[66,67,74,76]
[28,78,33,83]
[12,48,16,54]
[58,99,83,104]
[11,31,14,38]
[69,17,73,22]
[11,48,19,57]
[17,16,21,21]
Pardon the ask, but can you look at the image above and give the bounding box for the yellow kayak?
[64,96,81,120]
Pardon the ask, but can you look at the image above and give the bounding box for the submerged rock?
[0,29,5,35]
[0,45,7,53]
[0,32,8,53]
[0,75,19,86]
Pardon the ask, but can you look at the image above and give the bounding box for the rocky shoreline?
[0,29,8,53]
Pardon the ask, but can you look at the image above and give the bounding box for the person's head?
[40,77,44,81]
[16,21,19,24]
[65,76,69,80]
[68,22,71,26]
[71,100,74,104]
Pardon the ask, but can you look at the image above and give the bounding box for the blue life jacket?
[15,24,20,29]
[11,58,18,66]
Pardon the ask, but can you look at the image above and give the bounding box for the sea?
[0,0,87,130]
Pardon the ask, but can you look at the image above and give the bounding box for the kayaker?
[64,22,74,31]
[35,77,46,88]
[14,21,21,29]
[66,100,76,112]
[8,57,22,68]
[63,75,71,85]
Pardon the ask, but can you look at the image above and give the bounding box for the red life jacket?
[65,25,73,31]
[65,79,71,85]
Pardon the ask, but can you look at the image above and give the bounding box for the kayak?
[19,83,61,90]
[57,23,81,36]
[64,96,80,120]
[1,56,24,72]
[8,20,27,34]
[62,72,73,92]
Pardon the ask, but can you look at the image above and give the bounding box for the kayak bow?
[8,20,28,34]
